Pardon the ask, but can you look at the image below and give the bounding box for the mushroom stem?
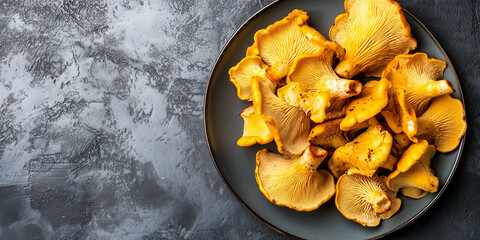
[423,80,455,97]
[266,62,289,82]
[334,58,358,79]
[371,192,392,214]
[329,78,363,98]
[299,146,327,171]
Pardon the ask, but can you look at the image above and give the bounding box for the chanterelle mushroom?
[336,174,401,227]
[329,0,417,79]
[383,53,455,115]
[277,82,330,123]
[253,9,343,82]
[251,75,310,155]
[308,118,348,154]
[286,48,363,99]
[340,79,391,131]
[415,94,466,153]
[237,106,273,147]
[229,56,267,101]
[329,125,393,178]
[381,88,418,142]
[387,142,439,199]
[255,145,335,211]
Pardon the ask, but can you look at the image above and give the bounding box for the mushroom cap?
[237,106,273,147]
[387,145,439,198]
[251,75,310,155]
[329,0,417,79]
[308,118,348,154]
[396,139,429,172]
[329,125,393,178]
[277,82,330,123]
[254,9,343,82]
[416,94,466,153]
[382,53,455,115]
[335,174,401,227]
[255,145,335,211]
[286,48,363,99]
[229,56,267,101]
[340,79,391,131]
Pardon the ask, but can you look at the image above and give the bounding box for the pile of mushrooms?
[228,0,466,227]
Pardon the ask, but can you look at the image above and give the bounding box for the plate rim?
[203,1,466,239]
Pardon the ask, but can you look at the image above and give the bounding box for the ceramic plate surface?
[204,0,465,239]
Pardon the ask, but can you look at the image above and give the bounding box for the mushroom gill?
[415,94,466,153]
[254,9,343,82]
[256,145,335,211]
[336,174,401,227]
[251,75,310,155]
[329,0,417,79]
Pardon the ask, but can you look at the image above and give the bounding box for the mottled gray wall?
[0,0,478,239]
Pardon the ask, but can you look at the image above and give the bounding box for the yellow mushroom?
[382,89,418,142]
[308,118,348,154]
[382,53,455,115]
[237,106,273,147]
[255,145,335,211]
[336,174,401,227]
[251,75,310,156]
[253,9,343,82]
[287,48,363,99]
[328,125,393,178]
[329,0,417,79]
[340,79,391,131]
[277,82,330,123]
[229,56,267,101]
[396,139,429,172]
[415,94,466,153]
[387,143,439,199]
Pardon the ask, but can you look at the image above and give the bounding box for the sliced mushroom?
[329,0,417,78]
[251,75,310,155]
[336,174,401,227]
[415,94,466,153]
[329,125,393,178]
[255,145,335,211]
[277,82,330,123]
[308,118,348,154]
[340,79,391,131]
[229,56,267,101]
[237,106,273,147]
[387,143,439,199]
[383,53,455,115]
[254,9,343,82]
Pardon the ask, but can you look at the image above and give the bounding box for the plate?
[204,0,465,239]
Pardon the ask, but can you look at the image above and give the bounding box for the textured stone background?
[0,0,478,239]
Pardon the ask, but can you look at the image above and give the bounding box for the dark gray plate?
[204,0,465,239]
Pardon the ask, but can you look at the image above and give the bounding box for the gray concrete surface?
[0,0,478,239]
